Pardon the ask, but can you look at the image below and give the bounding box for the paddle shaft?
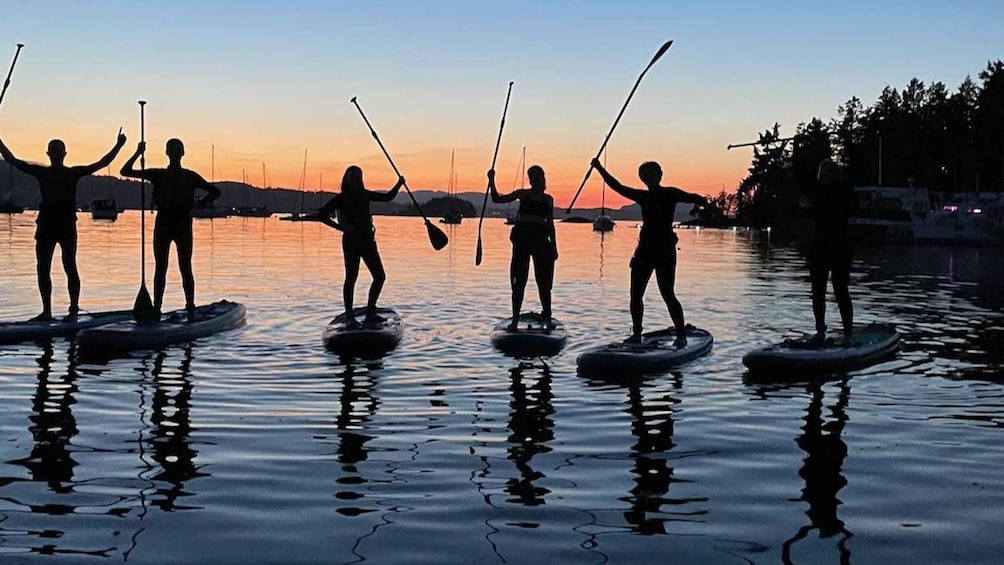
[475,81,514,266]
[0,43,24,110]
[139,101,147,281]
[565,40,673,213]
[349,98,430,223]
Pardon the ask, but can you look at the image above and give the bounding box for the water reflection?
[332,361,381,518]
[142,344,205,511]
[13,342,79,494]
[754,379,853,563]
[504,362,554,506]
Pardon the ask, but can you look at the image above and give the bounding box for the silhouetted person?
[591,159,707,345]
[318,166,404,328]
[810,160,853,342]
[0,131,126,320]
[487,166,558,330]
[121,139,220,320]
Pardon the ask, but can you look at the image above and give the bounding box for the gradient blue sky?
[1,0,1001,205]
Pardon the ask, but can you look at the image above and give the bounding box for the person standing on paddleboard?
[121,139,220,321]
[318,166,404,329]
[0,130,127,321]
[590,159,707,346]
[487,166,558,330]
[809,159,853,342]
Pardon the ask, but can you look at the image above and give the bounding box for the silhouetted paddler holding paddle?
[809,159,853,343]
[590,158,707,346]
[120,139,220,321]
[0,130,126,321]
[487,166,557,330]
[318,165,404,329]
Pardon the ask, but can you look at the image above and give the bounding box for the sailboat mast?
[299,148,307,214]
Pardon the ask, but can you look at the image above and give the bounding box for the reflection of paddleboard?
[323,307,402,358]
[77,301,246,354]
[743,323,900,377]
[491,313,567,358]
[577,325,713,376]
[0,310,132,344]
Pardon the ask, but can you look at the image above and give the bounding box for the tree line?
[695,60,1004,229]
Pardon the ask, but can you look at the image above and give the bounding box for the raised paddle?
[475,81,514,266]
[0,43,25,111]
[350,96,448,251]
[566,40,674,213]
[132,100,157,323]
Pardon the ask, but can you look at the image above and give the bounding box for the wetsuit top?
[136,167,211,218]
[18,164,89,217]
[635,188,681,246]
[811,184,852,245]
[515,190,552,224]
[320,191,375,237]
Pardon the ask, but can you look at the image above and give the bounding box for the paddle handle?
[477,83,515,233]
[139,101,147,280]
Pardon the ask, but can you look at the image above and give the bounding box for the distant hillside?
[2,160,691,221]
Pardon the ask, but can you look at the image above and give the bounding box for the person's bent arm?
[120,142,148,178]
[591,158,644,202]
[488,169,520,203]
[369,176,405,202]
[80,131,127,175]
[195,175,221,206]
[669,186,709,206]
[318,195,343,230]
[547,195,558,261]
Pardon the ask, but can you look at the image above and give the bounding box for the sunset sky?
[1,0,1001,208]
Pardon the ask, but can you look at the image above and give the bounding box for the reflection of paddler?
[782,379,853,563]
[488,166,558,330]
[505,364,554,506]
[318,166,404,329]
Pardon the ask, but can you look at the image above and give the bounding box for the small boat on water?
[190,203,230,219]
[592,155,615,232]
[849,186,1004,245]
[440,149,463,225]
[91,197,119,221]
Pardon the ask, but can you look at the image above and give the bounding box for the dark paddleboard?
[76,300,246,354]
[323,307,403,358]
[491,312,567,358]
[0,310,133,345]
[577,325,713,376]
[743,323,900,378]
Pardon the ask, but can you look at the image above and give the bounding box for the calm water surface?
[0,212,1002,563]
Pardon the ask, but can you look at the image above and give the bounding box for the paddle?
[474,81,515,266]
[350,97,448,251]
[132,100,157,323]
[565,40,674,213]
[0,43,24,111]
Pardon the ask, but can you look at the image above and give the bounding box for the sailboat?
[440,148,462,225]
[280,149,320,222]
[504,146,526,225]
[192,145,230,219]
[91,167,119,220]
[592,151,615,232]
[232,164,271,217]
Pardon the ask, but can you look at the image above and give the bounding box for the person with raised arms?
[318,165,404,329]
[487,165,558,330]
[0,130,126,321]
[120,138,220,321]
[590,158,707,346]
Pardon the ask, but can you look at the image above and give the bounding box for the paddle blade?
[475,237,484,266]
[132,284,157,323]
[649,40,674,66]
[426,220,449,250]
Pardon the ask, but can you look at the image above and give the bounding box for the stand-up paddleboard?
[743,323,900,378]
[323,307,403,358]
[491,312,567,358]
[577,325,713,376]
[76,300,246,354]
[0,310,133,345]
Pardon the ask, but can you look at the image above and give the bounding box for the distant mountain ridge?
[1,160,693,221]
